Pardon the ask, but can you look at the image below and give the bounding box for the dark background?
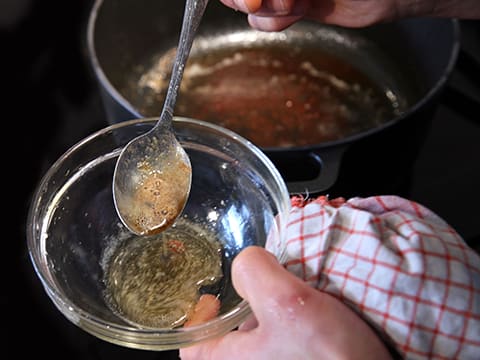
[5,0,479,358]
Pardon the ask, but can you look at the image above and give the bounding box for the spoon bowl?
[113,0,209,235]
[113,123,192,235]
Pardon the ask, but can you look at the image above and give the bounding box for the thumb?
[232,245,312,325]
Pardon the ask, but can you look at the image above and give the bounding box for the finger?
[181,246,313,360]
[253,0,308,16]
[184,294,221,327]
[248,14,303,31]
[245,0,310,31]
[237,314,258,331]
[179,319,257,359]
[231,246,313,325]
[220,0,263,13]
[218,0,238,11]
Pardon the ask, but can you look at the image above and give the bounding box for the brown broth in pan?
[122,44,405,148]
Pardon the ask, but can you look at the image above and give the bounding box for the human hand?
[180,246,393,360]
[219,0,480,30]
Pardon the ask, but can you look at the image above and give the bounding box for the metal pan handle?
[280,145,348,195]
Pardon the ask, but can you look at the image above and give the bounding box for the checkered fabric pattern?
[276,195,480,359]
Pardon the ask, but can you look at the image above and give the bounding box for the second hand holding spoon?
[112,0,210,236]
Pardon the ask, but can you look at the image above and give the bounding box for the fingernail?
[248,14,302,31]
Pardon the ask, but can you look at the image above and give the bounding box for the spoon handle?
[158,0,210,128]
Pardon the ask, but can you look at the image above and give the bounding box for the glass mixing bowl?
[27,117,291,350]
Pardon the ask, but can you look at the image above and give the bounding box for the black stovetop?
[6,1,479,358]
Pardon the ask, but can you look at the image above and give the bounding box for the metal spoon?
[112,0,210,236]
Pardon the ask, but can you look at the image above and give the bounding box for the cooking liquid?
[103,219,223,329]
[124,44,405,147]
[119,156,191,236]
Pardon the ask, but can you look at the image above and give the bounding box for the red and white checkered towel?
[274,195,480,359]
